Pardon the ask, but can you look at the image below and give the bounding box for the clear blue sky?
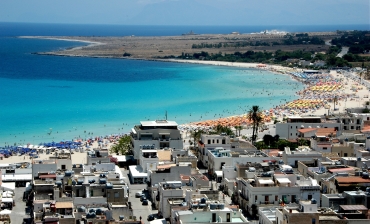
[1,0,369,26]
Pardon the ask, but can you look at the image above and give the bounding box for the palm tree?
[190,129,204,149]
[333,96,338,111]
[234,125,243,137]
[247,105,263,144]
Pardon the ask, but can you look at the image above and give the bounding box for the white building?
[276,116,342,140]
[198,134,231,168]
[237,172,321,214]
[130,120,183,161]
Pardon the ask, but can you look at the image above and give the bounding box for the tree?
[212,125,234,136]
[190,129,204,149]
[247,105,263,144]
[263,134,274,147]
[234,125,243,136]
[110,135,132,155]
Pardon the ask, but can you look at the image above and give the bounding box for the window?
[114,192,119,198]
[222,139,225,144]
[291,126,292,129]
[107,193,110,198]
[344,153,348,157]
[275,195,278,201]
[217,139,219,143]
[308,195,312,200]
[290,133,292,136]
[255,195,257,201]
[323,147,327,150]
[208,140,211,144]
[102,188,105,192]
[212,139,215,143]
[312,218,316,224]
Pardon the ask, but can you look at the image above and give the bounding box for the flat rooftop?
[140,120,178,127]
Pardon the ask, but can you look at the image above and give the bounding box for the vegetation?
[209,125,234,136]
[191,35,324,49]
[255,134,310,150]
[247,105,263,144]
[110,135,132,155]
[123,52,132,57]
[331,30,370,54]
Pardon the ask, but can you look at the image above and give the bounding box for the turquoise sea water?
[11,21,370,145]
[0,36,304,145]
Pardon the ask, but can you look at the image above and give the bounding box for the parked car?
[135,192,143,198]
[147,214,155,221]
[140,195,147,202]
[142,199,148,205]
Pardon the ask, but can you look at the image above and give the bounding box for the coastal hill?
[24,31,339,59]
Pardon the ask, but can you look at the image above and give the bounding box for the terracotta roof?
[361,122,370,133]
[328,167,354,173]
[298,128,317,133]
[157,164,176,170]
[157,150,171,161]
[316,128,336,137]
[55,201,73,209]
[336,176,370,184]
[38,174,56,179]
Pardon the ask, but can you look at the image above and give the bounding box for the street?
[11,186,30,224]
[121,168,156,224]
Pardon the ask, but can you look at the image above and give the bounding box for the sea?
[0,23,368,146]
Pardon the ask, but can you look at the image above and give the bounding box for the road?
[337,47,349,58]
[121,168,155,224]
[11,186,30,224]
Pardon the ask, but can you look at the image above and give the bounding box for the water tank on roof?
[73,164,76,168]
[86,212,96,219]
[218,204,225,209]
[311,199,317,204]
[78,206,86,212]
[89,208,95,213]
[99,174,106,178]
[119,215,125,221]
[357,157,362,161]
[106,183,113,189]
[210,203,217,210]
[200,198,206,204]
[65,171,72,177]
[99,178,107,184]
[362,172,369,179]
[366,187,370,193]
[96,208,102,215]
[56,181,62,188]
[77,180,83,185]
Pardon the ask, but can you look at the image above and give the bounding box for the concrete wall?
[32,163,57,178]
[151,166,191,185]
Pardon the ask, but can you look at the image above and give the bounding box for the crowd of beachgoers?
[179,63,367,133]
[0,61,367,161]
[0,134,125,161]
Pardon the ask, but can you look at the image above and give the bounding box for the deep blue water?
[0,22,368,37]
[3,22,365,145]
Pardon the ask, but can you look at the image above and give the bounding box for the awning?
[215,171,223,177]
[55,201,73,209]
[1,182,15,191]
[1,198,13,203]
[276,178,291,184]
[258,179,274,185]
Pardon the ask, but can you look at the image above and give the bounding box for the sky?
[0,0,369,26]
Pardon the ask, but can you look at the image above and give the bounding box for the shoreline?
[2,36,366,145]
